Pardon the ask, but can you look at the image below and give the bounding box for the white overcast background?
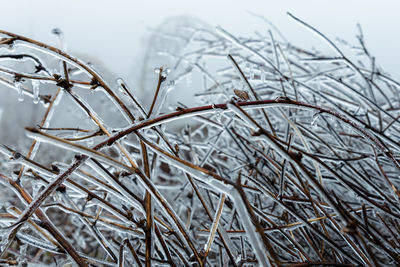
[0,0,398,82]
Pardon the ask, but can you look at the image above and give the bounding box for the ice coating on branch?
[153,80,175,116]
[116,77,131,102]
[227,102,258,131]
[85,160,144,212]
[0,144,14,158]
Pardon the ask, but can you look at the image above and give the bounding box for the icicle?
[51,28,67,51]
[15,81,24,102]
[311,112,320,128]
[261,69,266,82]
[249,65,255,79]
[32,80,40,104]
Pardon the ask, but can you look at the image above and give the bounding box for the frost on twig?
[0,13,400,267]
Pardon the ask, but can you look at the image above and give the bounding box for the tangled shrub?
[0,13,399,266]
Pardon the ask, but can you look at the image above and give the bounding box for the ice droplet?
[32,80,40,104]
[116,77,124,86]
[15,81,24,102]
[154,68,161,74]
[161,67,171,79]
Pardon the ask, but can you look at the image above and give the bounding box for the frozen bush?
[0,13,399,266]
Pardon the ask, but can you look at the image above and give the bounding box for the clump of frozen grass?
[0,12,399,266]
